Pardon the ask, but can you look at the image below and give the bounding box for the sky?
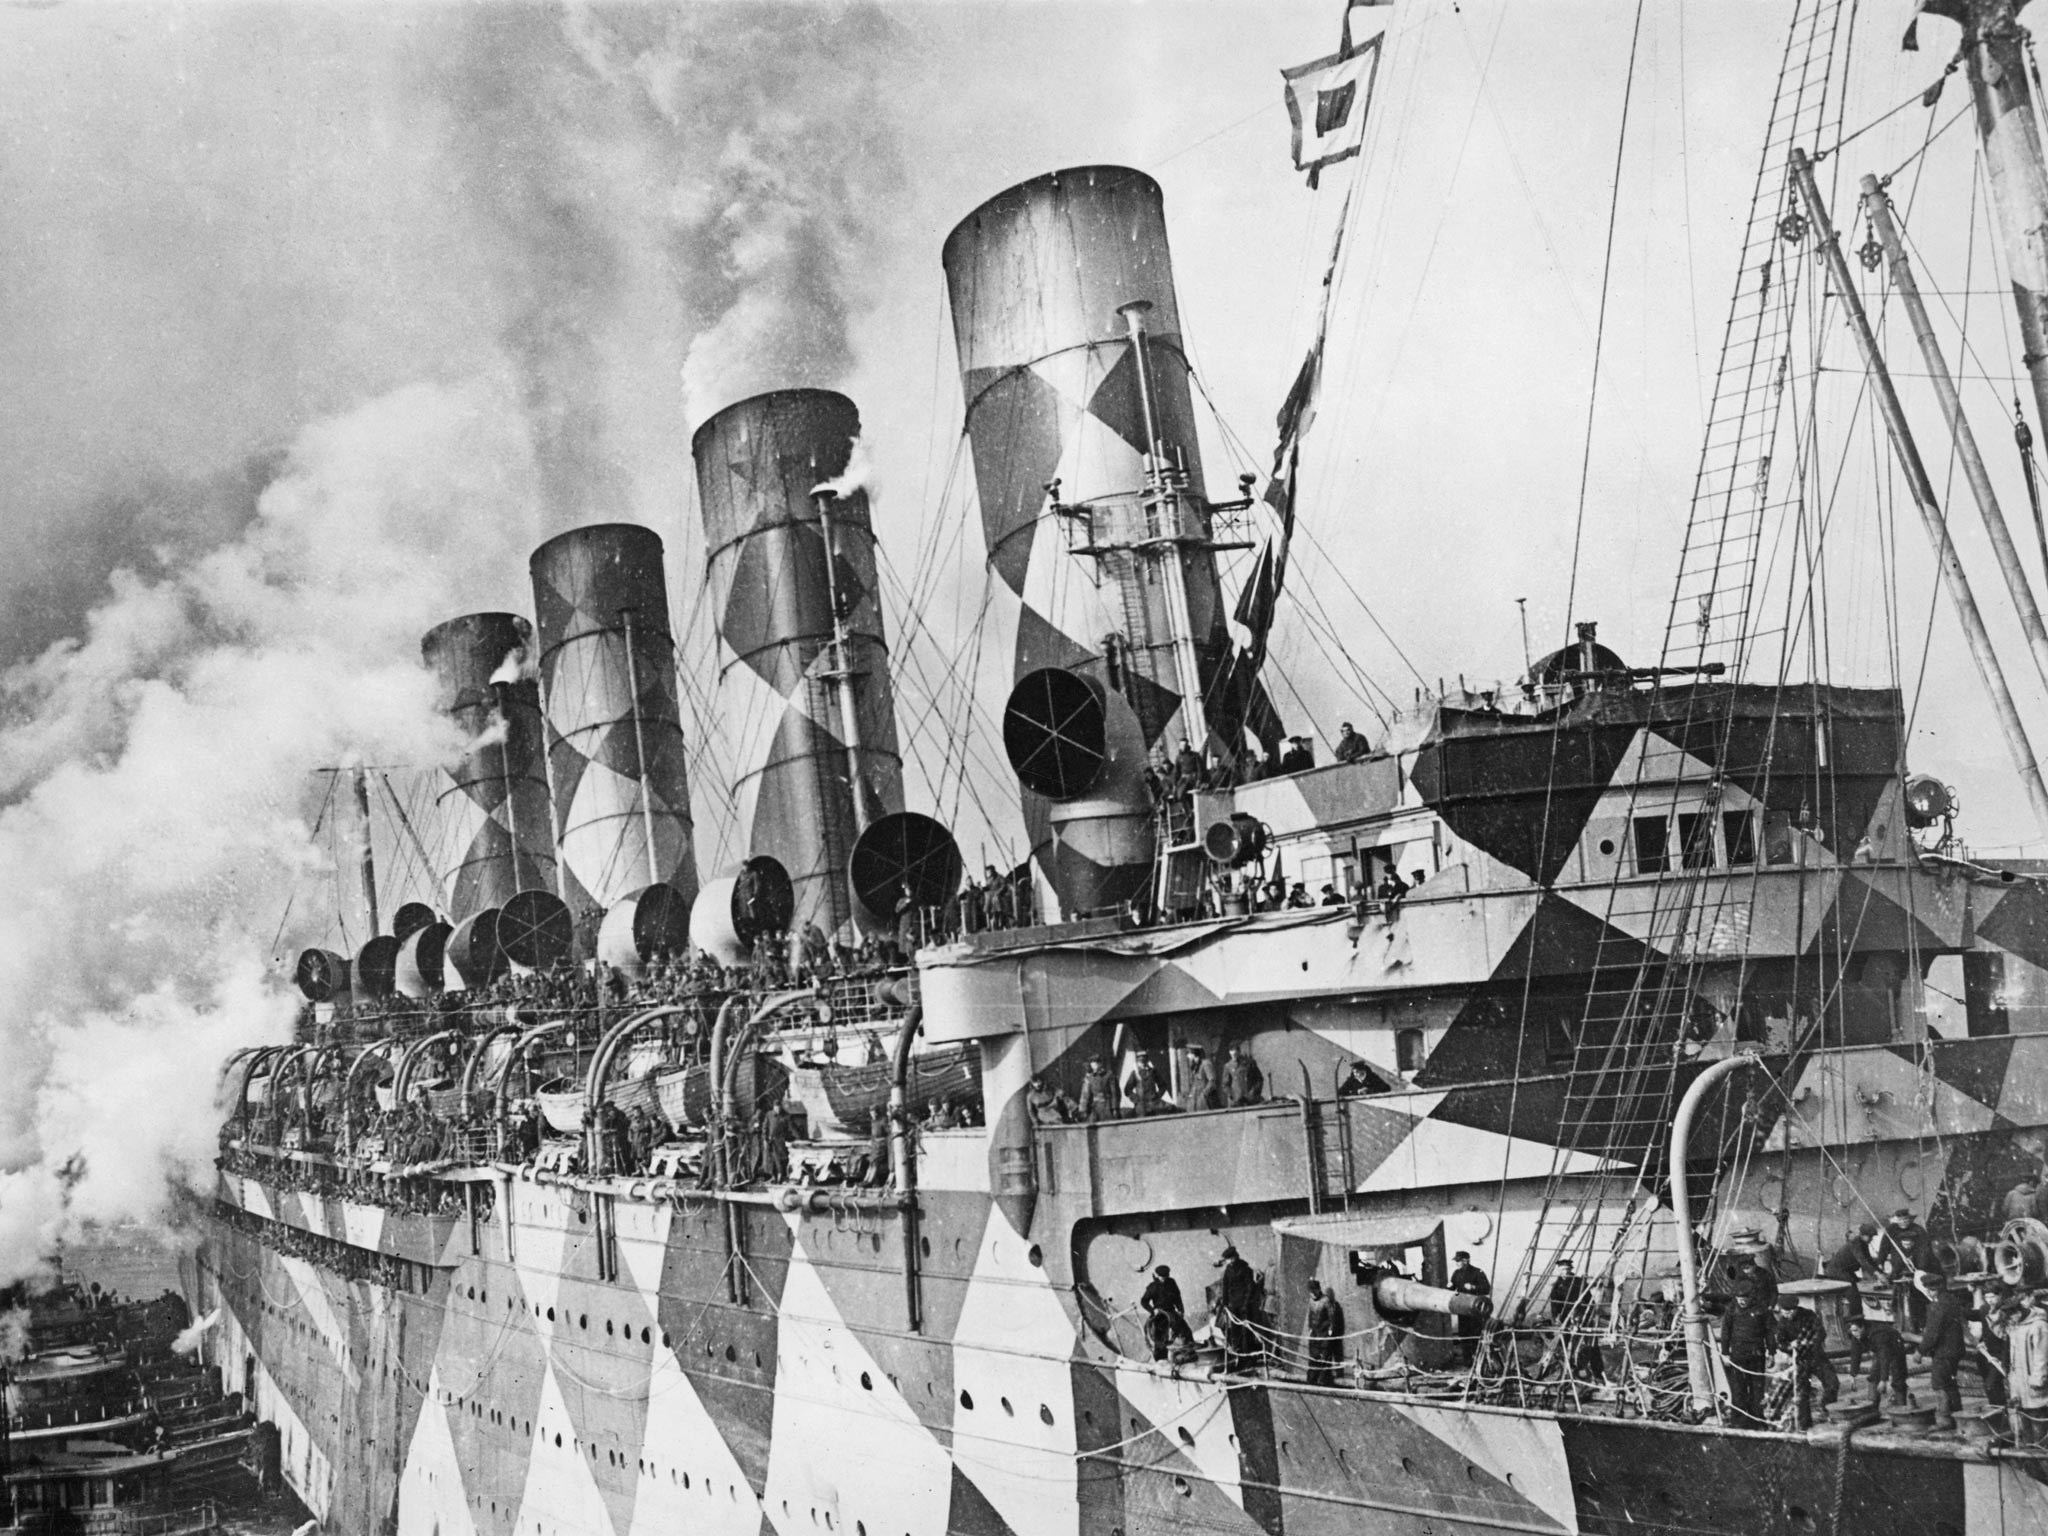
[0,0,2035,1264]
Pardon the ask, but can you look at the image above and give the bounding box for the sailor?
[2009,1297,2048,1446]
[1719,1285,1774,1426]
[1076,1058,1120,1122]
[1304,1279,1346,1385]
[926,1098,956,1131]
[1280,735,1315,774]
[1286,881,1312,908]
[2005,1178,2041,1224]
[1548,1260,1606,1382]
[626,1104,659,1171]
[1918,1272,1968,1429]
[757,1100,792,1182]
[962,876,986,934]
[1336,1060,1378,1098]
[1129,1055,1167,1117]
[1026,1075,1064,1126]
[1334,722,1368,762]
[1215,1244,1261,1374]
[801,921,832,978]
[1140,1264,1193,1361]
[1222,1043,1264,1107]
[1185,1047,1221,1111]
[1172,741,1203,797]
[1377,869,1409,918]
[1852,1284,1910,1407]
[1772,1295,1831,1428]
[1261,875,1287,910]
[1823,1221,1879,1372]
[1319,883,1343,906]
[1450,1251,1491,1365]
[1882,1209,1933,1329]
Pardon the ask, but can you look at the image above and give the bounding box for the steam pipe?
[233,1047,287,1130]
[704,991,812,1186]
[813,491,879,828]
[352,767,380,939]
[1672,1050,1761,1418]
[619,607,666,889]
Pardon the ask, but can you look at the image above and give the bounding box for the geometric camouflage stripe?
[203,1159,2045,1536]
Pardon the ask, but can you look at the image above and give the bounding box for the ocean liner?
[197,1,2048,1533]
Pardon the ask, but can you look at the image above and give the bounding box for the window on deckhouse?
[1677,812,1715,870]
[1722,809,1757,865]
[1632,816,1669,874]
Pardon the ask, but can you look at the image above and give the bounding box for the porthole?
[1026,1244,1043,1268]
[1598,837,1616,855]
[1400,1457,1414,1475]
[579,1314,588,1330]
[546,1307,555,1322]
[642,1326,651,1344]
[861,1372,873,1391]
[606,1320,614,1336]
[1040,1405,1054,1426]
[920,1236,932,1258]
[1173,1477,1192,1498]
[960,1390,975,1410]
[725,1345,737,1363]
[1001,1398,1014,1416]
[554,1434,562,1448]
[1176,1427,1194,1448]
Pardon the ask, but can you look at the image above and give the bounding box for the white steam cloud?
[0,4,908,1281]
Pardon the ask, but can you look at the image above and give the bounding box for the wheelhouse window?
[1722,809,1757,865]
[1632,816,1669,874]
[1677,812,1716,869]
[1395,1028,1425,1075]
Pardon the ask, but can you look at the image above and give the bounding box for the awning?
[1271,1211,1442,1249]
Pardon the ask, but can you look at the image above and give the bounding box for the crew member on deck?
[1223,1043,1265,1107]
[1450,1251,1491,1366]
[1334,722,1368,762]
[1077,1058,1120,1122]
[1304,1279,1346,1385]
[1216,1245,1260,1374]
[1141,1265,1193,1362]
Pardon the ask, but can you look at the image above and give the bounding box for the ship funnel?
[689,856,795,967]
[693,389,935,938]
[1002,667,1154,913]
[529,526,699,948]
[942,166,1231,755]
[421,613,557,922]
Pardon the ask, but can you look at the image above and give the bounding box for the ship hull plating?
[200,1140,2048,1536]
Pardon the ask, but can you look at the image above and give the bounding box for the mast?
[351,765,380,937]
[1861,173,2048,696]
[813,489,881,829]
[1934,0,2048,459]
[1120,299,1212,755]
[1790,149,2048,837]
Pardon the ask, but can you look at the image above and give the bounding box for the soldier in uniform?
[1141,1264,1193,1361]
[1185,1047,1221,1110]
[1216,1244,1261,1375]
[1222,1043,1264,1107]
[1450,1250,1491,1365]
[1304,1279,1346,1385]
[1076,1058,1120,1122]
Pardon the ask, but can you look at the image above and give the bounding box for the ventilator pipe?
[582,1005,689,1172]
[889,1004,926,1198]
[1372,1276,1491,1320]
[392,1030,460,1107]
[458,1027,520,1123]
[215,1047,269,1115]
[270,1047,317,1126]
[490,1020,578,1132]
[1672,1050,1761,1417]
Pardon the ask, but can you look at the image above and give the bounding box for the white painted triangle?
[949,1213,1080,1536]
[624,1323,764,1536]
[763,1214,952,1536]
[1388,1399,1578,1533]
[1359,1103,1615,1193]
[517,1359,618,1536]
[1108,1367,1255,1518]
[396,1366,479,1536]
